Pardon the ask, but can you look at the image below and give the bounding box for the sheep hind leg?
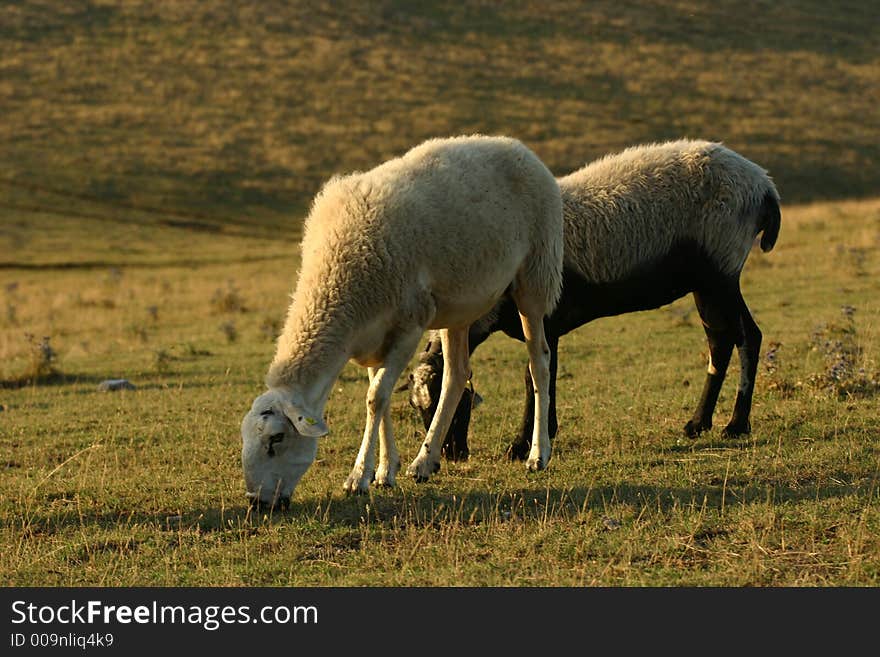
[344,330,422,495]
[517,310,553,472]
[412,338,474,463]
[684,288,739,438]
[406,327,469,483]
[507,331,558,461]
[441,319,497,462]
[722,294,762,437]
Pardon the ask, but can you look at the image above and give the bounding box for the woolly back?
[558,139,779,280]
[270,135,563,385]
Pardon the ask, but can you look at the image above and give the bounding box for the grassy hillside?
[1,0,878,232]
[1,1,879,587]
[1,196,878,586]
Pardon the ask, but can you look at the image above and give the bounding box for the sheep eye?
[260,409,274,417]
[265,432,284,457]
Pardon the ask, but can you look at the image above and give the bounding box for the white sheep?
[241,135,563,507]
[409,139,781,460]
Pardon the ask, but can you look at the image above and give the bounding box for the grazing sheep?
[408,139,781,461]
[241,135,563,507]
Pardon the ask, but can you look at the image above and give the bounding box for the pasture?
[2,196,878,586]
[1,1,879,586]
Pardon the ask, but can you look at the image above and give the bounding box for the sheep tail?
[758,191,781,252]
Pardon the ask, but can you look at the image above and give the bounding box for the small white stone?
[97,379,136,392]
[602,516,622,531]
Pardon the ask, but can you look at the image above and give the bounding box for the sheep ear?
[281,402,329,438]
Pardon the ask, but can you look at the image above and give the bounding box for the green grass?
[1,197,879,586]
[1,0,879,586]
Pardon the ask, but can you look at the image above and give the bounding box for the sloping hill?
[1,0,877,231]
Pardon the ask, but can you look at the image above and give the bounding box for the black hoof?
[414,474,428,483]
[721,421,751,438]
[684,419,711,438]
[441,445,470,462]
[505,439,530,461]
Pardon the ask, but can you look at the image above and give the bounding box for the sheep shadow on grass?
[17,469,870,539]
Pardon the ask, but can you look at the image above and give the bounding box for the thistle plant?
[808,305,879,398]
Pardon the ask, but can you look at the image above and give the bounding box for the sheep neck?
[265,297,353,410]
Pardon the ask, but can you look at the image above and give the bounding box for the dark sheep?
[409,139,781,461]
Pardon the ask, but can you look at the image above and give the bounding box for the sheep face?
[408,353,442,428]
[240,389,323,508]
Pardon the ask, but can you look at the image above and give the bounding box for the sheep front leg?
[375,401,400,487]
[519,311,552,472]
[406,327,469,482]
[343,367,384,495]
[344,331,420,495]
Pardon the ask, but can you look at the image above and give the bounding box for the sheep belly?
[426,264,519,330]
[418,238,530,329]
[428,292,507,330]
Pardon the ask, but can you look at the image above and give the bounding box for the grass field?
[2,196,878,586]
[1,2,879,586]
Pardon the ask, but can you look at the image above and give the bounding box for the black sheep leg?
[684,286,740,438]
[723,293,762,437]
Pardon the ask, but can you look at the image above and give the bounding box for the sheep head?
[408,350,444,430]
[240,388,328,508]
